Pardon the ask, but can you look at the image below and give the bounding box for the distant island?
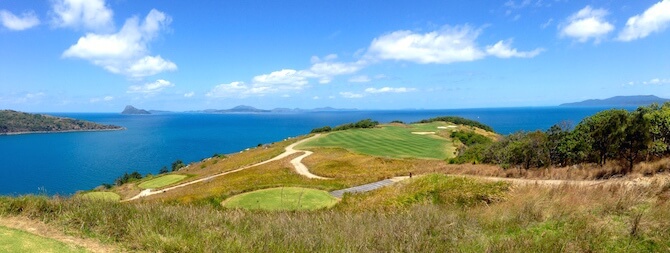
[121,105,151,115]
[0,110,123,135]
[560,95,670,107]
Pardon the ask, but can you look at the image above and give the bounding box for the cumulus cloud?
[618,0,670,41]
[367,25,487,64]
[365,87,416,93]
[486,40,544,58]
[0,10,40,30]
[340,92,364,98]
[252,69,309,86]
[559,6,614,43]
[62,9,176,78]
[184,92,195,98]
[206,82,252,98]
[51,0,114,32]
[127,79,174,94]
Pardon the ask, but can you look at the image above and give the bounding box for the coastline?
[0,127,126,136]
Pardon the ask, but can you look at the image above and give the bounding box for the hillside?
[0,110,123,134]
[560,95,669,107]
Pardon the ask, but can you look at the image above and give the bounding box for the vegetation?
[310,119,379,133]
[0,110,122,134]
[2,175,669,252]
[138,175,187,189]
[0,226,87,253]
[452,103,670,174]
[171,159,186,172]
[301,123,454,160]
[415,116,495,132]
[222,187,338,211]
[113,171,143,186]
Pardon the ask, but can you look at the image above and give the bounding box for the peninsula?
[0,110,123,135]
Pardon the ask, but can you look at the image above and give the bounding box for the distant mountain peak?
[560,95,670,107]
[121,105,151,115]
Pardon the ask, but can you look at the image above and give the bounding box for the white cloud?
[312,96,320,100]
[559,6,614,43]
[126,55,177,78]
[0,10,40,30]
[367,25,486,64]
[309,61,364,83]
[90,95,114,103]
[618,0,670,41]
[62,9,176,78]
[184,92,194,98]
[51,0,114,32]
[628,78,670,85]
[206,82,251,98]
[252,69,308,86]
[349,75,371,83]
[486,40,544,58]
[127,79,174,94]
[365,87,416,93]
[340,92,364,98]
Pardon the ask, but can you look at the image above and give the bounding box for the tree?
[159,166,169,174]
[171,159,185,172]
[620,108,651,173]
[576,109,629,166]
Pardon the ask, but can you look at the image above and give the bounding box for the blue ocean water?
[0,107,628,196]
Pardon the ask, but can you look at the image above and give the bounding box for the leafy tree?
[620,108,651,173]
[172,159,185,172]
[575,109,628,166]
[159,166,169,174]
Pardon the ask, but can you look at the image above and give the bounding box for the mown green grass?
[222,187,338,211]
[80,192,120,201]
[299,123,454,159]
[0,226,88,253]
[138,174,187,189]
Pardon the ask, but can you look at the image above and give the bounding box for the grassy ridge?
[2,175,669,252]
[299,123,455,159]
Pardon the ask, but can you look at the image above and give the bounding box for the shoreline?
[0,127,126,136]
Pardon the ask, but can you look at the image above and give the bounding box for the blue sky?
[1,0,669,112]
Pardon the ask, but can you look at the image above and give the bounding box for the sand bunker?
[411,131,436,135]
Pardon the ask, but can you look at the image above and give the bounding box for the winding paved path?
[124,134,327,201]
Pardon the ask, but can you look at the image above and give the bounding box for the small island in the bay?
[560,95,670,107]
[0,110,123,135]
[121,105,151,115]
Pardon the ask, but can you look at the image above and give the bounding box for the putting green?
[138,174,187,189]
[222,187,338,211]
[0,226,87,253]
[80,192,120,201]
[299,123,455,159]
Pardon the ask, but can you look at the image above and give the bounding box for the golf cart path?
[125,134,327,201]
[328,174,665,198]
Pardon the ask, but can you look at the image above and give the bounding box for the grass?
[2,176,669,252]
[138,174,188,189]
[222,187,338,211]
[79,192,120,201]
[299,123,456,160]
[0,226,88,253]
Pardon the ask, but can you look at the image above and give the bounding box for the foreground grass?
[0,226,87,253]
[299,123,455,159]
[2,174,669,252]
[222,187,338,211]
[138,174,187,189]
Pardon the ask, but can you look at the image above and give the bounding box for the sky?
[1,0,669,112]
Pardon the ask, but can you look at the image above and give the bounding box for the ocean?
[0,106,629,196]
